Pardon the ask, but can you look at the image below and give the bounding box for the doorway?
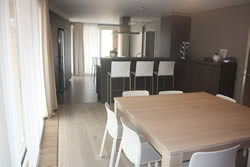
[145,31,156,57]
[57,28,65,92]
[241,28,250,106]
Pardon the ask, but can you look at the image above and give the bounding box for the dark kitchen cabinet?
[175,60,237,98]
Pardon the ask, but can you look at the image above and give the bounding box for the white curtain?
[40,0,58,118]
[15,0,46,166]
[0,0,20,166]
[84,24,100,74]
[73,23,85,75]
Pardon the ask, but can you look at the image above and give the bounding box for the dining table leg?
[161,153,183,167]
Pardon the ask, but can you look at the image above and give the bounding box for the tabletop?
[114,92,250,167]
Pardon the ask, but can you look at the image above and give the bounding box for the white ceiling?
[49,0,250,24]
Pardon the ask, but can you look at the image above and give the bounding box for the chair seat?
[154,71,173,76]
[107,72,130,78]
[131,71,153,77]
[140,142,161,165]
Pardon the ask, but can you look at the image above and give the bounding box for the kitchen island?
[96,57,237,103]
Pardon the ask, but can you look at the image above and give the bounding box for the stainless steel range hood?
[113,16,140,35]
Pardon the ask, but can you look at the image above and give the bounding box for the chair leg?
[134,77,136,90]
[110,77,112,104]
[148,162,151,167]
[152,76,154,95]
[91,65,93,77]
[99,127,108,158]
[156,75,159,94]
[107,75,109,103]
[114,142,123,167]
[172,75,175,90]
[144,77,146,90]
[123,78,125,91]
[155,161,159,167]
[109,139,117,167]
[129,76,131,90]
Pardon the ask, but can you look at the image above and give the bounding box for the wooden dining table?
[114,92,250,167]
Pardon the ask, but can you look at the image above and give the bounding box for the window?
[100,27,119,57]
[100,30,113,57]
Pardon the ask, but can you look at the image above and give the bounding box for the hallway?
[57,76,134,167]
[58,76,98,104]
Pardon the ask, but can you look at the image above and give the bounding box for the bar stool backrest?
[111,61,131,78]
[158,61,175,76]
[135,61,154,77]
[189,145,240,167]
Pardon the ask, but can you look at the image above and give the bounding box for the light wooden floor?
[38,112,59,167]
[58,103,135,167]
[57,75,98,104]
[39,76,136,167]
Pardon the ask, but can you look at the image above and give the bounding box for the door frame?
[144,29,157,57]
[240,28,250,104]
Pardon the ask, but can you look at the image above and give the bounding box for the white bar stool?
[216,94,236,103]
[131,61,154,94]
[99,103,123,167]
[115,117,161,167]
[107,61,131,104]
[91,57,98,78]
[154,61,175,93]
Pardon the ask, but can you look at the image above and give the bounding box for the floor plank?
[38,112,59,167]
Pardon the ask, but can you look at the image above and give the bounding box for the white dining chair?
[154,61,175,93]
[99,103,122,167]
[131,61,154,94]
[107,61,131,104]
[188,145,240,167]
[159,90,183,95]
[115,117,161,167]
[91,56,98,78]
[122,90,149,137]
[122,90,149,97]
[216,94,236,103]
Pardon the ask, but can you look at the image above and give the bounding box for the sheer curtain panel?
[0,0,19,166]
[40,0,58,118]
[84,24,100,74]
[15,0,46,166]
[73,23,85,75]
